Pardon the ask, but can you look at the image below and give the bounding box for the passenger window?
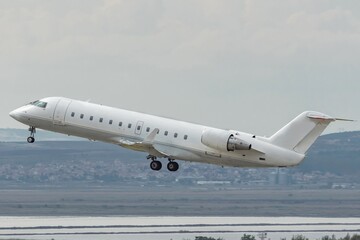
[146,127,150,132]
[119,122,122,127]
[128,123,132,128]
[80,114,84,119]
[90,116,93,121]
[164,131,168,136]
[174,133,178,138]
[99,118,103,123]
[184,135,188,140]
[71,112,75,117]
[109,120,113,125]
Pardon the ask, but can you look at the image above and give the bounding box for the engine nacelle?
[201,129,252,152]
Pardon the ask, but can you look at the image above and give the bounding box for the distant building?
[196,180,231,185]
[269,169,290,186]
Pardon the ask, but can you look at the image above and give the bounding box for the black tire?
[167,161,179,172]
[27,137,35,143]
[150,161,162,171]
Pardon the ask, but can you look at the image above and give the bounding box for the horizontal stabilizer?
[307,112,354,122]
[334,118,355,122]
[307,113,335,121]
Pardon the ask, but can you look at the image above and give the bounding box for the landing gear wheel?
[150,161,162,171]
[167,161,179,172]
[27,137,35,143]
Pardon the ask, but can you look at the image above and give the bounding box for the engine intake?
[201,129,251,152]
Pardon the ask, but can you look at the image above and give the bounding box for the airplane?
[9,96,346,172]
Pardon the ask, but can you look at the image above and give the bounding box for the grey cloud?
[1,0,359,135]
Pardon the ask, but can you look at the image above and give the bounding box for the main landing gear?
[147,155,179,172]
[148,155,162,171]
[27,126,36,143]
[167,160,179,172]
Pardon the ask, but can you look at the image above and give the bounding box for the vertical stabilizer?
[269,111,335,154]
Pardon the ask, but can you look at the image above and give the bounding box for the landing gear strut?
[27,126,36,143]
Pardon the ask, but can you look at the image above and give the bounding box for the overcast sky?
[1,0,359,136]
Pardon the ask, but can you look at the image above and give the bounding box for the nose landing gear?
[27,126,36,143]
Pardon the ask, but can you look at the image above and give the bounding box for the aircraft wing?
[112,128,169,157]
[152,144,201,161]
[113,128,157,146]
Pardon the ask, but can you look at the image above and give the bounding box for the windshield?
[30,100,47,108]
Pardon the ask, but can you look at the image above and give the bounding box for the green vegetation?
[291,235,309,240]
[2,237,360,240]
[339,234,360,240]
[194,237,224,240]
[185,235,360,240]
[241,234,256,240]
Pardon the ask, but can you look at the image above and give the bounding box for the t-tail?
[269,111,339,154]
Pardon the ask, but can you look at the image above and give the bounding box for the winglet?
[144,128,159,143]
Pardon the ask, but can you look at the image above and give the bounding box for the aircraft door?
[53,99,72,125]
[135,121,144,135]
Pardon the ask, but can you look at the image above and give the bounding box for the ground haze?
[0,187,359,217]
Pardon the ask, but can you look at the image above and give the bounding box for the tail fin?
[269,111,336,154]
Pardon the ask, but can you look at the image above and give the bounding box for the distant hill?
[301,131,360,174]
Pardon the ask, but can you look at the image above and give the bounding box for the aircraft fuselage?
[10,97,336,171]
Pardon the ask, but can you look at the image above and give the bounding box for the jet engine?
[201,129,252,152]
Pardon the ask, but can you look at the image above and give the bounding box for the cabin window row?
[72,112,123,125]
[147,128,187,139]
[70,112,189,140]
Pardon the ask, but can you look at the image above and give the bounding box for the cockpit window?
[30,100,47,108]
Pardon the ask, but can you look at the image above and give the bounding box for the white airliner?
[9,97,343,171]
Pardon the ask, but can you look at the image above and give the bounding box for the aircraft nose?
[9,108,21,120]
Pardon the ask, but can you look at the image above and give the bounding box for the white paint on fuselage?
[10,97,308,168]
